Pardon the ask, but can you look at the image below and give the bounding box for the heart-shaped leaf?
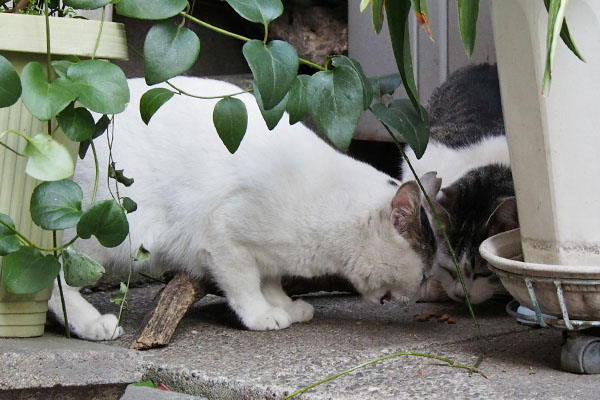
[307,66,363,152]
[0,214,21,256]
[370,100,430,158]
[66,60,129,115]
[78,115,111,159]
[370,74,403,99]
[144,21,200,85]
[57,104,96,142]
[243,40,298,110]
[77,199,129,248]
[62,245,105,287]
[224,0,283,27]
[30,180,83,230]
[2,247,60,294]
[254,82,288,130]
[122,197,137,214]
[213,96,248,153]
[20,62,77,121]
[134,244,151,262]
[140,88,175,125]
[0,54,22,108]
[331,56,373,110]
[63,0,111,9]
[286,74,310,125]
[115,0,187,20]
[24,133,74,181]
[52,60,76,79]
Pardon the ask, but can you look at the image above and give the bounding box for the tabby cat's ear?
[486,196,519,236]
[391,181,420,213]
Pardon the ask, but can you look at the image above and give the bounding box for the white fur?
[51,77,428,338]
[401,135,510,186]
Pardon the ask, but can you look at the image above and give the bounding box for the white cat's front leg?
[49,277,123,341]
[262,277,314,323]
[211,253,292,330]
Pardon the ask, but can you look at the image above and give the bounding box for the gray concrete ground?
[2,283,599,399]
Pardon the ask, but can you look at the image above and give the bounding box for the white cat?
[49,77,438,340]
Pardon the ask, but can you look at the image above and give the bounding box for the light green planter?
[0,13,128,337]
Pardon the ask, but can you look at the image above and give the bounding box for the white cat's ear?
[391,180,420,214]
[486,196,519,236]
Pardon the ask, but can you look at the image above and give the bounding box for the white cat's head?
[348,173,440,305]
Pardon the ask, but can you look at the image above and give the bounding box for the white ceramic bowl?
[479,229,600,320]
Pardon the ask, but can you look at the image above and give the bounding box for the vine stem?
[90,141,100,204]
[53,231,71,339]
[0,218,78,252]
[44,0,52,137]
[381,122,486,361]
[91,6,106,60]
[166,81,251,100]
[283,351,486,399]
[179,12,327,71]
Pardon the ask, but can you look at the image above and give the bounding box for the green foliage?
[143,21,200,85]
[224,0,284,27]
[457,0,480,58]
[77,200,129,248]
[242,40,298,110]
[0,214,21,256]
[254,82,288,130]
[24,133,75,181]
[213,96,248,153]
[110,282,129,306]
[286,75,310,125]
[115,0,187,20]
[307,66,364,152]
[0,55,22,108]
[2,247,61,294]
[20,62,76,121]
[122,197,138,214]
[134,244,151,262]
[30,180,83,230]
[331,56,373,110]
[57,104,96,142]
[140,88,175,125]
[63,0,110,9]
[370,100,430,159]
[370,74,403,99]
[62,245,105,286]
[371,0,385,34]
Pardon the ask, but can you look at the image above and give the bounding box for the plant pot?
[480,229,600,321]
[489,0,600,266]
[0,13,127,337]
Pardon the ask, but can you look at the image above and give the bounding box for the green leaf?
[52,60,76,79]
[110,282,128,305]
[131,380,157,389]
[224,0,283,27]
[115,0,187,20]
[140,88,175,125]
[57,104,95,142]
[62,245,105,287]
[0,214,21,256]
[457,0,479,58]
[254,82,288,130]
[108,163,134,187]
[370,74,403,99]
[63,0,110,9]
[286,74,310,125]
[385,0,421,117]
[0,54,22,108]
[30,180,83,230]
[370,100,430,158]
[543,0,585,63]
[66,60,129,115]
[78,115,111,159]
[122,197,137,214]
[144,21,200,86]
[77,200,129,248]
[2,247,60,295]
[134,244,151,262]
[360,0,370,12]
[372,0,385,34]
[412,0,432,39]
[543,0,573,94]
[213,97,248,153]
[307,66,363,152]
[20,62,77,121]
[331,56,373,110]
[24,133,74,181]
[242,40,298,110]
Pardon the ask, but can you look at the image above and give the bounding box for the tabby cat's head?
[430,165,517,304]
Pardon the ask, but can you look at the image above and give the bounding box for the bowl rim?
[479,228,600,278]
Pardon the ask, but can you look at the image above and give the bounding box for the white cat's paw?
[72,314,123,341]
[285,299,314,323]
[244,307,291,330]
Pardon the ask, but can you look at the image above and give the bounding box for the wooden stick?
[131,272,206,350]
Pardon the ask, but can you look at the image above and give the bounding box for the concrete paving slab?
[121,385,208,400]
[79,285,597,399]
